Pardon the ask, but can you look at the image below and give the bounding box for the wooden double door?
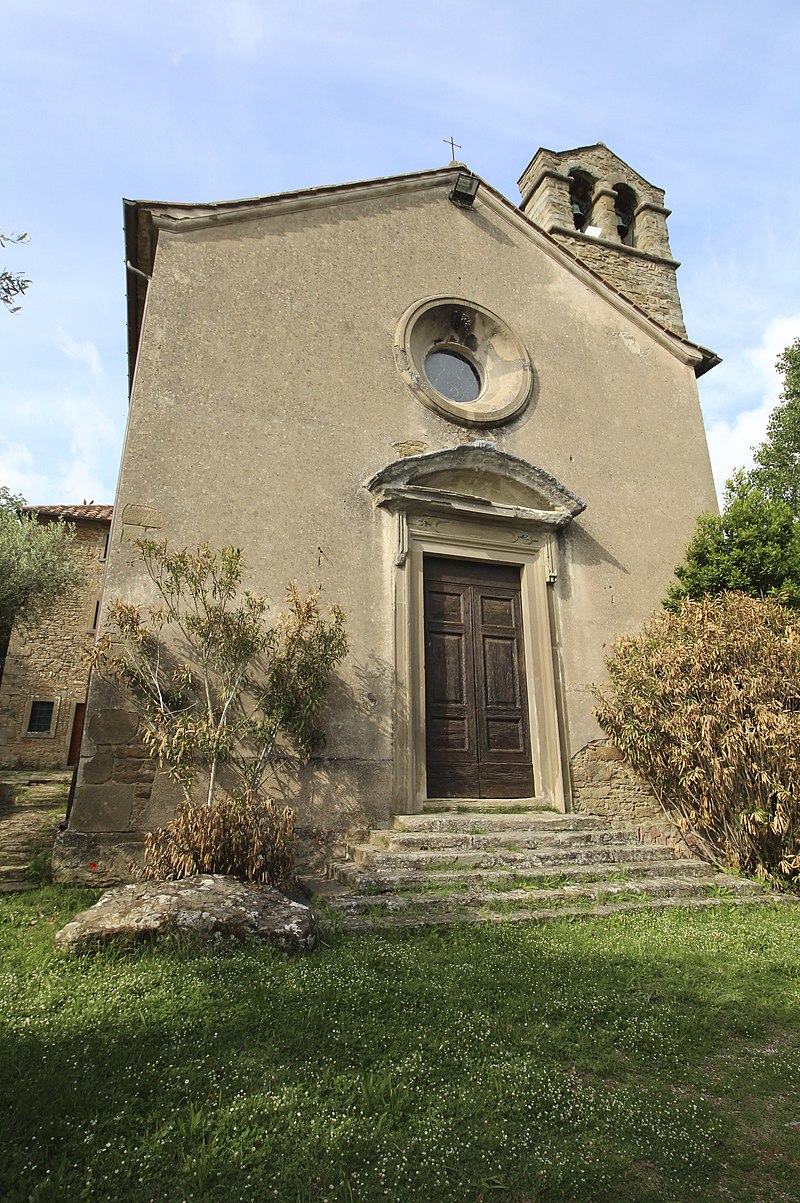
[423,556,534,799]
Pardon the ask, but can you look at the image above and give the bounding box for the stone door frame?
[391,511,567,813]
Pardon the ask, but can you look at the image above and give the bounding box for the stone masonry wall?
[0,520,109,769]
[552,234,686,336]
[571,741,660,821]
[570,741,696,857]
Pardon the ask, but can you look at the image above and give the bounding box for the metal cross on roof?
[443,136,462,161]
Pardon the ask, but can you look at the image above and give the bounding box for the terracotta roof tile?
[22,504,113,523]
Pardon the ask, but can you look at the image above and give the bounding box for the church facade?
[55,144,718,881]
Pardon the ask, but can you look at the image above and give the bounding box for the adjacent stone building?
[0,505,112,770]
[56,143,719,880]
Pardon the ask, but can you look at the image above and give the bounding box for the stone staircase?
[0,772,72,893]
[0,846,33,893]
[310,801,788,932]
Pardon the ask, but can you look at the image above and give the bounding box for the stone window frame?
[88,598,101,633]
[394,296,534,426]
[22,695,61,739]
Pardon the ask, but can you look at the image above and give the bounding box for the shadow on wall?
[323,651,394,746]
[76,650,396,832]
[268,651,396,827]
[558,524,630,603]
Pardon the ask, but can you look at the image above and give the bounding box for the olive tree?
[90,540,347,883]
[1,230,30,313]
[0,488,85,682]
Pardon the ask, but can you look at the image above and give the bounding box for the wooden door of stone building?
[423,556,534,798]
[67,703,85,768]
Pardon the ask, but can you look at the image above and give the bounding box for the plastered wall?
[66,176,717,857]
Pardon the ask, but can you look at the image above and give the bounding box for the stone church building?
[55,143,719,880]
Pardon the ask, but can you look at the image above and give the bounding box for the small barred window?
[27,700,54,733]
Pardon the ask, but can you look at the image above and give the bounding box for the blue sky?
[2,0,799,505]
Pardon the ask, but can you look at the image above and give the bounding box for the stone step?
[334,894,796,934]
[0,863,28,878]
[323,872,771,917]
[366,827,639,853]
[0,881,34,894]
[390,812,608,834]
[317,806,758,931]
[327,855,713,894]
[422,797,552,813]
[345,840,673,873]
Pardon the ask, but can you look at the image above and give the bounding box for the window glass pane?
[28,700,54,733]
[424,349,481,403]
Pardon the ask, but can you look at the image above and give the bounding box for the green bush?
[665,473,800,611]
[594,592,800,890]
[666,338,800,609]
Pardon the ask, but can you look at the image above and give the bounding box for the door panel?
[428,716,470,750]
[482,636,520,706]
[424,557,534,799]
[485,719,525,751]
[426,631,468,704]
[479,595,515,627]
[426,588,465,623]
[423,567,478,800]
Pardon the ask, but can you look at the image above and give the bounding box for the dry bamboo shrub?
[594,592,800,891]
[142,791,296,887]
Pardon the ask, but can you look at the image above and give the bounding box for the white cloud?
[0,442,50,503]
[60,396,118,462]
[56,460,113,504]
[706,404,772,498]
[744,314,800,388]
[0,389,123,505]
[56,330,104,381]
[702,313,800,501]
[224,0,267,55]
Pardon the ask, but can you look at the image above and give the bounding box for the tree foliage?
[595,592,800,891]
[665,471,800,610]
[1,230,31,313]
[749,338,800,511]
[0,488,86,680]
[667,337,800,607]
[90,540,348,883]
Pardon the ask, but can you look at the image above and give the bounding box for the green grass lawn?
[1,887,799,1203]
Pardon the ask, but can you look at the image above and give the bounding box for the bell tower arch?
[519,143,687,337]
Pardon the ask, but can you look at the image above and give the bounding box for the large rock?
[55,874,317,953]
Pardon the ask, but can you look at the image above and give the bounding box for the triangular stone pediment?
[557,144,661,194]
